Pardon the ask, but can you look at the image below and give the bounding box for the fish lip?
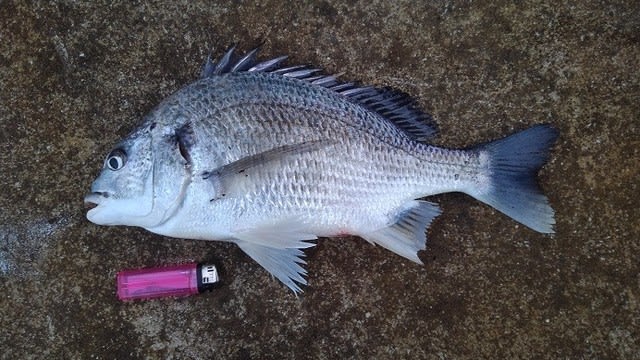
[84,192,108,210]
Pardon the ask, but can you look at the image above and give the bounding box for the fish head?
[85,120,189,228]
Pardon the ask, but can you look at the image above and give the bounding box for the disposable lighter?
[117,263,219,301]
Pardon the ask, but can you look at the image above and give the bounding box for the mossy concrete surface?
[1,1,638,358]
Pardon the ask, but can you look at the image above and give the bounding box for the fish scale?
[85,46,557,293]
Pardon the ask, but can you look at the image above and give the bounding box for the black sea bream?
[85,47,558,293]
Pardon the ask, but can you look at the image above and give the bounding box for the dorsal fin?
[200,46,438,141]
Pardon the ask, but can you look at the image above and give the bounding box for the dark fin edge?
[201,46,438,141]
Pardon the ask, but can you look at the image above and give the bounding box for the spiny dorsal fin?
[200,46,438,141]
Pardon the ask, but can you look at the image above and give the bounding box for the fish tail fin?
[470,124,559,233]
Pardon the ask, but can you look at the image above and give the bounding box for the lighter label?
[201,265,219,284]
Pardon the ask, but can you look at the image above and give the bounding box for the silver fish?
[85,46,558,293]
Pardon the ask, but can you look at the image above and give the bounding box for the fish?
[84,46,558,293]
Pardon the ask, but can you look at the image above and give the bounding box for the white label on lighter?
[201,265,219,284]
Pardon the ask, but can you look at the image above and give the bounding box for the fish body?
[85,47,557,292]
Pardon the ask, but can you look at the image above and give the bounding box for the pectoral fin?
[203,140,330,201]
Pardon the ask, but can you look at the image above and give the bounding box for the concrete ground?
[1,0,638,358]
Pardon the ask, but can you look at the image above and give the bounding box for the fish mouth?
[84,192,108,211]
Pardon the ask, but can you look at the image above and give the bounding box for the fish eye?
[106,149,127,171]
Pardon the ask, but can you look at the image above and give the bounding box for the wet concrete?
[1,0,638,358]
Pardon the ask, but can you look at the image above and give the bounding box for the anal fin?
[362,200,441,264]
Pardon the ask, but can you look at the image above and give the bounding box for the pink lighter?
[116,263,219,301]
